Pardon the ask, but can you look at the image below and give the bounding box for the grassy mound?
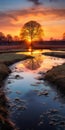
[0,63,11,82]
[45,63,65,92]
[0,52,32,83]
[43,51,65,58]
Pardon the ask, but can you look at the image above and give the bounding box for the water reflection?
[16,49,50,55]
[15,52,65,73]
[23,54,43,70]
[4,50,65,130]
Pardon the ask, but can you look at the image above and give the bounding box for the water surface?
[4,50,65,130]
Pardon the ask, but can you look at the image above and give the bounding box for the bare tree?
[13,35,19,41]
[63,33,65,40]
[0,32,5,41]
[6,34,13,42]
[20,21,43,51]
[50,37,54,41]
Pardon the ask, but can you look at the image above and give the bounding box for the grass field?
[0,52,32,82]
[0,52,29,63]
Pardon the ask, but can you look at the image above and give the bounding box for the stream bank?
[44,63,65,92]
[43,51,65,58]
[43,51,65,92]
[0,52,32,130]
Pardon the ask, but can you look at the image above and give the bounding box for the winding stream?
[4,50,65,130]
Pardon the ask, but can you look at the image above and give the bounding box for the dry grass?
[43,51,65,58]
[0,52,32,82]
[45,63,65,92]
[0,52,29,63]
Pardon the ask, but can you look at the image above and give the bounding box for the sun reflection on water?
[15,50,65,73]
[16,49,51,56]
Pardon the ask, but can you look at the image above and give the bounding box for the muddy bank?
[43,51,65,58]
[0,63,11,84]
[44,63,65,93]
[0,54,32,84]
[0,91,17,130]
[0,53,32,130]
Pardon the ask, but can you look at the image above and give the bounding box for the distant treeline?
[37,40,65,45]
[33,40,65,49]
[0,40,65,51]
[0,40,23,45]
[0,40,27,51]
[0,40,65,45]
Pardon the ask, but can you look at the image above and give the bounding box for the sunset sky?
[0,0,65,40]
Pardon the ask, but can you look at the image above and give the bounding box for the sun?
[27,37,31,43]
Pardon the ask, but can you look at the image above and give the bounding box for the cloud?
[49,0,58,2]
[27,0,42,5]
[0,6,65,39]
[0,11,18,21]
[0,6,65,27]
[10,7,65,21]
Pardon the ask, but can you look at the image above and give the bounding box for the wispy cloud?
[0,7,64,23]
[0,6,65,36]
[27,0,42,5]
[0,12,18,21]
[0,0,65,39]
[49,0,58,2]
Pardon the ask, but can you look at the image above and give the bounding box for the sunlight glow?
[16,50,48,55]
[28,47,32,52]
[27,38,31,43]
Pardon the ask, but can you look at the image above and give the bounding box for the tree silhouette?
[20,21,43,51]
[13,35,19,41]
[63,33,65,40]
[23,54,43,70]
[6,34,13,42]
[0,32,5,41]
[50,37,54,41]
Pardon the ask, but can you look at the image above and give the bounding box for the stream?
[4,50,65,130]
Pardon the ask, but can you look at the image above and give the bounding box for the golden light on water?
[16,49,64,72]
[28,47,32,52]
[16,50,47,55]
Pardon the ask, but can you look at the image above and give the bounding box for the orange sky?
[0,3,65,40]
